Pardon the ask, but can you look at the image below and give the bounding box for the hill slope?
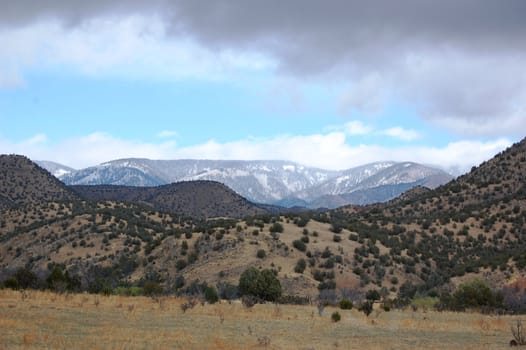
[0,155,79,209]
[2,139,524,301]
[71,181,268,219]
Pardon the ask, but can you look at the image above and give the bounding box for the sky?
[0,1,525,174]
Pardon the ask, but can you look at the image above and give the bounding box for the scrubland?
[0,289,515,349]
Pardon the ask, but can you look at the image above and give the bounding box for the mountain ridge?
[46,158,452,208]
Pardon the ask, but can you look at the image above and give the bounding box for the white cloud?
[156,130,178,138]
[379,127,421,141]
[343,120,373,135]
[0,16,276,87]
[0,131,512,175]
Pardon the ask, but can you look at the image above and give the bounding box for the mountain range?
[1,136,525,299]
[40,158,452,208]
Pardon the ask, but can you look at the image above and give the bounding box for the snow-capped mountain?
[44,158,453,208]
[35,160,75,178]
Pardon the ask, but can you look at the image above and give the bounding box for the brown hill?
[0,154,78,209]
[332,136,526,292]
[1,139,526,303]
[70,181,268,219]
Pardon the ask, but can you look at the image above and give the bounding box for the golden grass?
[0,289,516,349]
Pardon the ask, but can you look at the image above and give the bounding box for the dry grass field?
[0,289,517,349]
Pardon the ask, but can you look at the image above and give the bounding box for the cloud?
[344,121,373,136]
[0,15,275,87]
[1,1,525,136]
[156,130,178,138]
[0,130,512,175]
[379,127,421,141]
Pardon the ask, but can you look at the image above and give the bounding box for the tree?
[294,259,307,274]
[239,267,282,302]
[269,222,284,233]
[204,286,219,304]
[366,289,381,302]
[452,279,498,310]
[14,267,39,289]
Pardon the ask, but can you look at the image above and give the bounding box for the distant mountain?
[71,181,268,219]
[35,161,75,178]
[48,158,452,208]
[0,155,79,209]
[59,159,337,203]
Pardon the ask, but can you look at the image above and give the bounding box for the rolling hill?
[1,137,524,301]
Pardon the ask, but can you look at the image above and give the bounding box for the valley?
[0,137,526,348]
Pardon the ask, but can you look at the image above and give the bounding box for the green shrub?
[331,311,341,322]
[143,281,163,296]
[366,289,381,301]
[204,286,219,304]
[292,240,306,252]
[176,259,187,271]
[257,249,266,259]
[294,259,306,273]
[3,277,18,290]
[359,300,374,316]
[339,299,353,310]
[239,267,282,302]
[269,222,284,233]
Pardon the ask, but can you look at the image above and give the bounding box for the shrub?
[204,286,219,304]
[3,277,18,290]
[14,267,39,289]
[339,299,353,310]
[331,311,341,322]
[143,281,163,296]
[452,279,500,310]
[294,258,306,274]
[292,240,306,252]
[256,249,266,259]
[269,222,284,233]
[359,300,374,316]
[176,259,187,271]
[239,267,282,302]
[366,289,381,301]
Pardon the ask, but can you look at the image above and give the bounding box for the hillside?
[71,181,268,219]
[330,137,526,293]
[0,155,79,209]
[1,139,525,303]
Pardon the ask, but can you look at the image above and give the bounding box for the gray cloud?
[2,0,526,136]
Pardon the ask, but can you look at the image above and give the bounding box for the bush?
[143,281,163,296]
[331,311,341,322]
[239,267,282,302]
[14,268,39,289]
[269,222,284,233]
[452,279,500,310]
[176,259,187,271]
[339,299,353,310]
[3,277,18,290]
[256,249,266,259]
[292,240,306,252]
[359,300,374,316]
[294,259,306,274]
[204,286,219,304]
[366,289,381,301]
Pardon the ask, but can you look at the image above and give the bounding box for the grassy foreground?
[0,289,516,349]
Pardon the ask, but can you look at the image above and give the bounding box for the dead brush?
[510,319,526,346]
[180,297,198,313]
[257,335,271,347]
